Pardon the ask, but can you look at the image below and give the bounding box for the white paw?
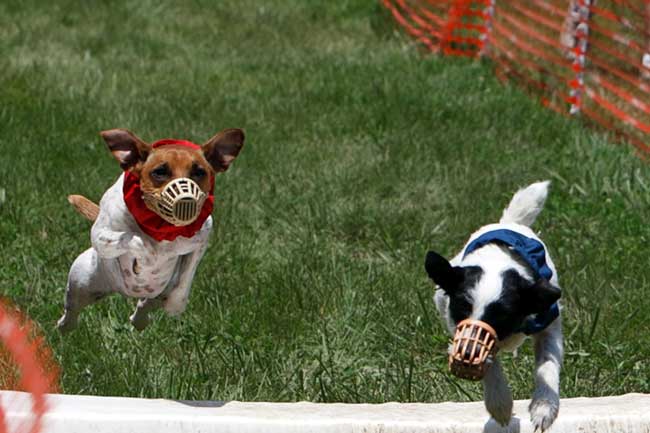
[163,295,187,316]
[529,398,559,432]
[128,236,155,264]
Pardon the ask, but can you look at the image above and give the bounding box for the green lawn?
[0,0,649,403]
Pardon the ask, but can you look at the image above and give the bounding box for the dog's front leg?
[163,243,209,316]
[92,226,158,270]
[91,211,155,261]
[529,318,563,432]
[128,244,205,330]
[483,358,513,426]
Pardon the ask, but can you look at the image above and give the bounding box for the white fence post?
[569,0,592,115]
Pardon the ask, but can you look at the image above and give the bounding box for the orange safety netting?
[0,299,60,433]
[383,0,650,153]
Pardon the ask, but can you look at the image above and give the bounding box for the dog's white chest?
[118,253,179,298]
[115,231,209,298]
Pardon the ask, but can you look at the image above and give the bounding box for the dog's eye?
[151,165,170,181]
[190,164,207,179]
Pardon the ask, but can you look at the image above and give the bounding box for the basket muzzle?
[143,177,207,226]
[448,319,498,381]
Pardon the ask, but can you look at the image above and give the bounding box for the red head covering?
[122,139,214,242]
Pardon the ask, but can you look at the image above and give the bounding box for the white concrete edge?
[2,390,650,433]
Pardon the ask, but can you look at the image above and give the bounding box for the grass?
[0,0,649,403]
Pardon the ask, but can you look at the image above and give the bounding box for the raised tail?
[67,195,99,222]
[499,181,550,227]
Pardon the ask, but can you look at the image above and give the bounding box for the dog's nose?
[461,343,484,361]
[457,323,483,360]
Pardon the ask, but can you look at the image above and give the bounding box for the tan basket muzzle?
[143,177,207,226]
[448,319,498,381]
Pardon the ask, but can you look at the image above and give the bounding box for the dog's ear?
[100,129,151,170]
[202,128,245,173]
[521,279,561,314]
[425,251,463,293]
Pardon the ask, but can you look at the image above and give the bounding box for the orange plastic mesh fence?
[383,0,650,153]
[0,299,60,433]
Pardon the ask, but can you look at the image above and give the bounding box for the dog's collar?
[122,138,214,242]
[462,229,559,335]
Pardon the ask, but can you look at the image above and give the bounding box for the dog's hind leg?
[57,248,113,333]
[482,359,513,427]
[529,317,563,432]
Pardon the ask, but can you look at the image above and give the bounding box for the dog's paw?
[56,313,77,334]
[485,394,513,427]
[487,405,513,427]
[529,397,559,432]
[127,236,148,256]
[163,293,188,316]
[128,236,155,264]
[163,301,186,317]
[483,363,513,427]
[129,311,150,331]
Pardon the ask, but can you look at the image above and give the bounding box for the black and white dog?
[425,181,563,431]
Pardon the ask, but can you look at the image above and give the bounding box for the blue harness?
[462,229,559,335]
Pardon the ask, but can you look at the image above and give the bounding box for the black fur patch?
[445,266,484,324]
[480,269,531,339]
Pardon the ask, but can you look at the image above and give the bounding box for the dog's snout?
[461,342,484,361]
[461,346,472,361]
[449,319,498,381]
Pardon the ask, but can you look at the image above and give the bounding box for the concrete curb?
[2,391,649,433]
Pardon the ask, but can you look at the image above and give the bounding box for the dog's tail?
[499,181,550,227]
[68,195,100,222]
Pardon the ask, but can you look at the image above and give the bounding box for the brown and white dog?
[58,128,244,332]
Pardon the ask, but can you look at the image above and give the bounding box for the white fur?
[461,244,532,322]
[434,181,563,432]
[499,180,550,227]
[57,173,212,332]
